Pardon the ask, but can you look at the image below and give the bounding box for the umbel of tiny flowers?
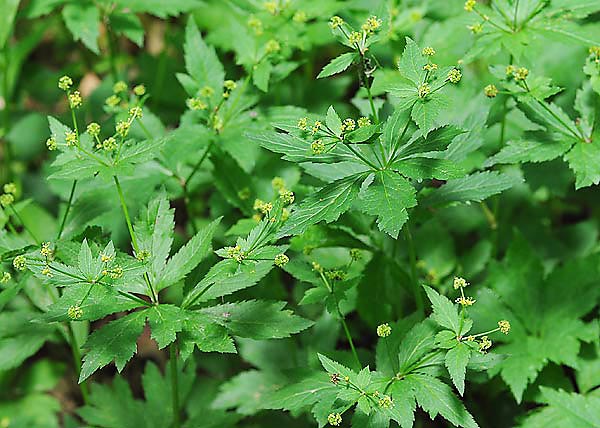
[327,413,342,426]
[3,182,16,195]
[329,15,382,54]
[484,84,498,98]
[12,255,26,271]
[377,323,392,338]
[454,276,476,307]
[0,272,11,283]
[274,253,289,267]
[0,193,14,208]
[68,305,83,320]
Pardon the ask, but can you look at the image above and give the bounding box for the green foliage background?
[0,0,600,427]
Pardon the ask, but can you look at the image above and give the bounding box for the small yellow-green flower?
[200,86,215,98]
[65,131,78,146]
[378,394,393,409]
[447,68,462,83]
[297,117,308,130]
[329,16,344,29]
[247,16,263,35]
[87,122,101,137]
[188,97,208,110]
[113,81,128,93]
[418,83,431,98]
[0,272,11,283]
[453,276,469,289]
[311,140,326,154]
[69,91,82,108]
[265,39,281,54]
[116,120,130,137]
[327,413,342,426]
[422,46,435,56]
[357,117,371,127]
[105,94,121,108]
[0,194,14,207]
[13,255,26,271]
[224,80,237,91]
[468,23,484,34]
[348,31,362,45]
[464,0,476,12]
[484,84,498,98]
[133,84,146,96]
[514,67,529,81]
[46,136,58,151]
[274,253,289,267]
[479,336,492,353]
[40,242,53,258]
[101,137,117,151]
[361,16,382,34]
[58,75,73,91]
[341,118,356,132]
[377,323,392,337]
[68,305,83,320]
[3,183,16,195]
[279,189,294,204]
[498,320,511,334]
[129,106,143,119]
[293,11,307,23]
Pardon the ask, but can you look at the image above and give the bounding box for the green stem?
[513,0,520,30]
[67,321,89,403]
[10,205,40,244]
[170,343,180,428]
[343,142,379,170]
[2,46,12,183]
[57,180,78,239]
[403,225,423,316]
[339,312,361,369]
[113,175,158,303]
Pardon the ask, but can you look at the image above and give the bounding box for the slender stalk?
[403,225,424,316]
[513,0,520,30]
[113,175,158,303]
[67,325,89,403]
[479,201,497,230]
[339,311,361,369]
[2,46,12,183]
[57,180,78,239]
[9,206,40,244]
[170,343,181,428]
[365,84,379,124]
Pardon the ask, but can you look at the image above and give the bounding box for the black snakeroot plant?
[1,1,599,427]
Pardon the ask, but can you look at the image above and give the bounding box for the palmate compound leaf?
[356,170,417,239]
[277,173,366,238]
[79,304,239,382]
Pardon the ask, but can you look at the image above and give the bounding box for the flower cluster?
[0,182,16,208]
[377,323,391,337]
[329,15,382,54]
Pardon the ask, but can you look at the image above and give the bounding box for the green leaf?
[0,0,20,49]
[564,140,600,189]
[156,217,220,291]
[146,305,187,349]
[62,2,100,54]
[520,387,600,428]
[485,138,574,167]
[184,259,274,305]
[423,285,461,334]
[110,12,144,46]
[396,126,465,159]
[445,343,471,396]
[408,373,479,428]
[411,94,449,137]
[397,320,437,373]
[184,17,224,101]
[112,0,203,18]
[253,60,272,92]
[326,105,343,136]
[345,125,380,144]
[277,174,365,238]
[398,37,426,86]
[202,300,313,339]
[317,52,356,78]
[79,310,147,382]
[421,171,522,207]
[356,171,417,238]
[179,312,236,359]
[394,158,465,180]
